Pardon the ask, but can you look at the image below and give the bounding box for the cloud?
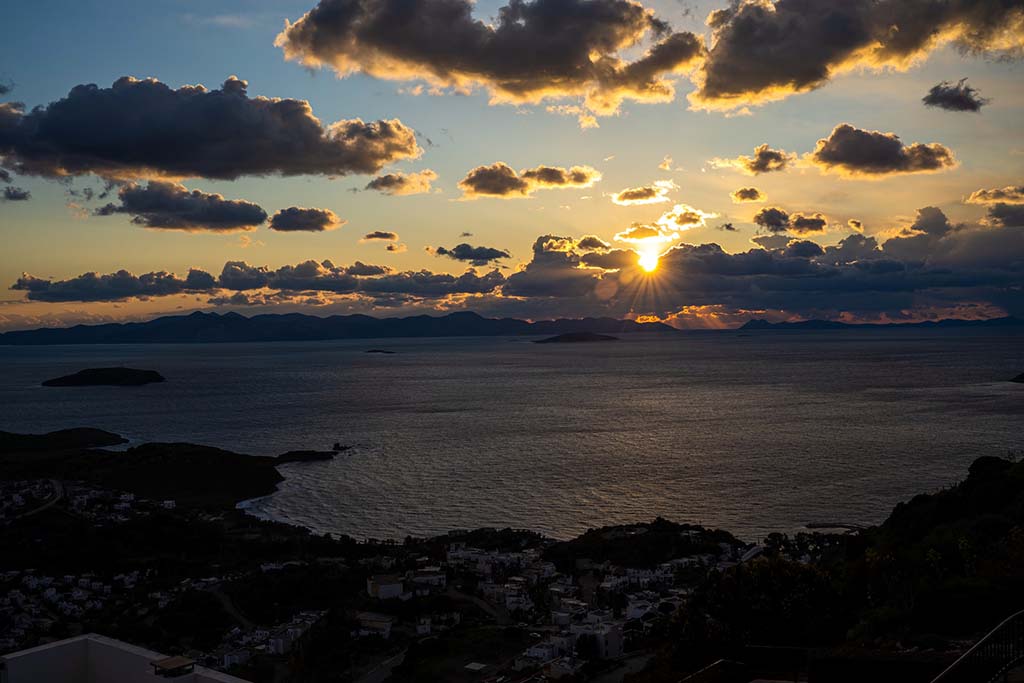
[611,180,675,205]
[94,181,267,231]
[983,203,1024,228]
[923,78,990,112]
[362,230,399,242]
[386,243,407,253]
[577,235,610,250]
[579,248,638,270]
[503,235,602,298]
[345,261,391,276]
[711,144,793,175]
[658,155,673,171]
[275,0,704,123]
[730,187,764,203]
[657,203,718,231]
[432,243,511,266]
[690,0,1024,111]
[807,124,956,177]
[364,169,438,195]
[784,240,825,258]
[718,222,737,232]
[0,76,420,180]
[750,234,793,251]
[753,207,828,234]
[0,82,12,96]
[0,169,11,183]
[966,186,1024,205]
[269,207,344,232]
[458,162,601,199]
[2,186,30,201]
[12,268,216,302]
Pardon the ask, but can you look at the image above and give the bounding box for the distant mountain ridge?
[0,310,674,345]
[740,316,1023,331]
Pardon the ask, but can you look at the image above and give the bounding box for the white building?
[0,633,250,682]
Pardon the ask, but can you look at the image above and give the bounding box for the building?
[0,633,250,682]
[366,575,404,600]
[354,612,394,640]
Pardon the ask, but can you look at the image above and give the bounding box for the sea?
[1,328,1021,543]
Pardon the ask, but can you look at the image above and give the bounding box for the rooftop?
[0,634,250,683]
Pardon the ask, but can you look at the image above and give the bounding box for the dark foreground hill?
[0,310,673,345]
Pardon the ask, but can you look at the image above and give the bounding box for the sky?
[1,0,1023,330]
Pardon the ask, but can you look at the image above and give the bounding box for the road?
[355,649,407,683]
[17,479,64,519]
[446,586,511,625]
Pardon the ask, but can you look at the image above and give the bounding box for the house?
[355,612,394,640]
[366,574,404,600]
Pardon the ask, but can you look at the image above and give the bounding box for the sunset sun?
[638,250,660,273]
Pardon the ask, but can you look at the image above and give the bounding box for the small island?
[275,450,340,464]
[42,367,165,387]
[365,349,395,354]
[1011,373,1024,384]
[534,331,618,344]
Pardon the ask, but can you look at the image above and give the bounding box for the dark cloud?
[579,248,637,270]
[808,124,957,177]
[0,169,10,183]
[691,0,1024,110]
[611,180,674,205]
[577,235,610,250]
[967,186,1024,205]
[364,169,437,195]
[2,186,30,201]
[788,213,828,234]
[362,230,399,241]
[345,261,392,276]
[752,207,790,232]
[718,222,737,232]
[458,162,600,198]
[386,243,407,253]
[433,243,511,266]
[753,207,828,234]
[269,206,344,232]
[357,269,506,297]
[12,268,215,302]
[984,203,1024,228]
[0,76,420,180]
[713,144,792,175]
[0,82,12,96]
[730,187,764,203]
[784,240,825,258]
[923,79,990,112]
[503,235,602,297]
[276,0,703,124]
[820,234,883,265]
[94,181,267,231]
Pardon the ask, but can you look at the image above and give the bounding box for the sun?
[638,251,659,273]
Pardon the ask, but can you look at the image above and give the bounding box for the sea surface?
[1,329,1022,542]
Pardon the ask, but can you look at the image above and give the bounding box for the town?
[1,474,780,682]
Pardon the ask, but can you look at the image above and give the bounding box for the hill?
[740,316,1023,331]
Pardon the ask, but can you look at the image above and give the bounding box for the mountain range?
[0,311,673,345]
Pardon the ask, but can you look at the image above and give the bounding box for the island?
[275,449,344,464]
[42,367,165,387]
[364,349,395,354]
[1011,373,1024,383]
[534,331,618,344]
